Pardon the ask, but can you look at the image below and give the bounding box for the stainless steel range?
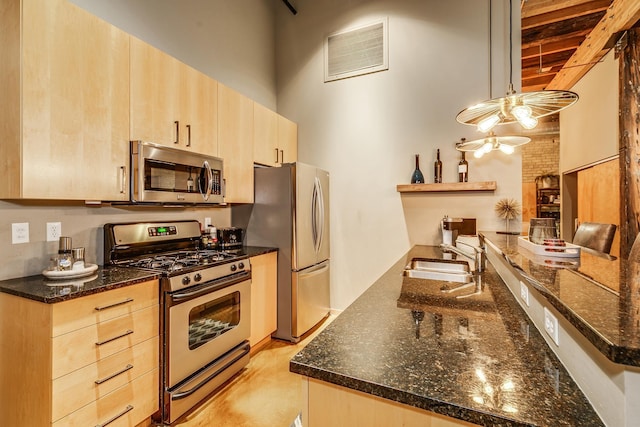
[104,220,251,425]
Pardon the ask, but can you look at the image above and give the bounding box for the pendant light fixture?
[456,131,530,159]
[455,0,578,134]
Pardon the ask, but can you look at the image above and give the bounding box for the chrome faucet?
[440,239,486,273]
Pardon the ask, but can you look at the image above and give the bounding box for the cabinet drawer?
[52,305,158,379]
[53,280,159,337]
[52,368,159,427]
[52,336,158,422]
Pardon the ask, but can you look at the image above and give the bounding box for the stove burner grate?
[125,250,235,272]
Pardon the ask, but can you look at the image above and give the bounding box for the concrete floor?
[174,317,332,427]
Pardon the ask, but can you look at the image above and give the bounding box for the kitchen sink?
[403,258,473,283]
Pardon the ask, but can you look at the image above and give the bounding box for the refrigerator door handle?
[311,178,318,252]
[297,260,329,276]
[316,176,325,252]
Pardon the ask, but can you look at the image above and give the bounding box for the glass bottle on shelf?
[458,146,468,182]
[434,149,443,183]
[410,154,425,184]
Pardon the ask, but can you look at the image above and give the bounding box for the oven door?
[131,140,223,204]
[166,273,250,387]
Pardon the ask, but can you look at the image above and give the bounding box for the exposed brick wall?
[522,134,560,183]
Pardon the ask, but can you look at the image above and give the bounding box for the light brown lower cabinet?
[249,252,278,349]
[0,279,159,426]
[301,378,479,427]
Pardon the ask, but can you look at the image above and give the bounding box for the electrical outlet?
[519,281,530,306]
[12,222,29,244]
[47,222,62,242]
[204,217,212,229]
[544,307,559,346]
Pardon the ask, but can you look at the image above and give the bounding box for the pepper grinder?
[57,237,73,271]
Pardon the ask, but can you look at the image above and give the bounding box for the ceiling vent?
[324,18,388,82]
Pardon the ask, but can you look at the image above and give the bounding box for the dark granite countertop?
[290,245,603,427]
[0,246,277,304]
[481,232,640,366]
[0,266,161,304]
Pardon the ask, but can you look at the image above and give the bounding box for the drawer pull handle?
[95,404,133,427]
[95,330,133,346]
[94,297,134,311]
[95,364,134,385]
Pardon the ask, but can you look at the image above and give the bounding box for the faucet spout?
[440,243,486,273]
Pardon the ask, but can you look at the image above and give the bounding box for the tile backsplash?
[0,200,230,281]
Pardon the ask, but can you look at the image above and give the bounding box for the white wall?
[276,0,523,310]
[69,0,277,108]
[560,49,619,173]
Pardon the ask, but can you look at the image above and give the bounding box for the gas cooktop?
[123,249,236,273]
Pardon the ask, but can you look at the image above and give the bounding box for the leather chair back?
[572,222,617,254]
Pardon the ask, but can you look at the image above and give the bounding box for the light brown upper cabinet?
[278,115,298,164]
[0,0,130,201]
[254,103,279,166]
[254,103,298,166]
[218,84,254,203]
[130,37,218,155]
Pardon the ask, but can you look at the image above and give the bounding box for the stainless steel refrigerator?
[246,163,330,342]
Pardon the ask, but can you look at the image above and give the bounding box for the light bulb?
[498,143,515,154]
[517,115,538,129]
[482,141,493,153]
[511,104,532,121]
[473,149,485,159]
[477,114,500,133]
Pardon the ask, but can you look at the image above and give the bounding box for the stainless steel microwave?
[130,141,224,204]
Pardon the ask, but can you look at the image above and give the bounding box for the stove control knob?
[194,273,202,282]
[182,276,191,286]
[230,264,237,272]
[238,262,245,270]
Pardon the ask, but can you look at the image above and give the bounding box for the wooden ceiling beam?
[547,0,640,90]
[522,35,584,59]
[523,50,575,69]
[522,12,605,46]
[522,0,612,29]
[521,0,609,19]
[522,73,556,88]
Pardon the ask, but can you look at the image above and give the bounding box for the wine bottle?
[411,154,425,184]
[434,149,443,183]
[458,146,468,182]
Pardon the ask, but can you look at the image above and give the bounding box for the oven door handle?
[170,273,249,302]
[171,343,250,401]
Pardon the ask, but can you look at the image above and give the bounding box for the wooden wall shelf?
[396,181,497,193]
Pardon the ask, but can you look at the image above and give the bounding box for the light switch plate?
[519,281,530,306]
[12,222,29,244]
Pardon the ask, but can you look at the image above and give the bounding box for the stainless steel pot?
[529,218,557,244]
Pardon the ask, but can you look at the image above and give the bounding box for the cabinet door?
[131,37,218,155]
[249,252,278,347]
[21,0,130,200]
[182,67,218,155]
[278,115,298,164]
[254,103,279,166]
[130,37,182,147]
[218,84,254,203]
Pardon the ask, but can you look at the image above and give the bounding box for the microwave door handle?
[201,160,213,201]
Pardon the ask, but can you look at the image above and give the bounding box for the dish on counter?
[518,236,580,258]
[43,274,99,288]
[42,263,98,280]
